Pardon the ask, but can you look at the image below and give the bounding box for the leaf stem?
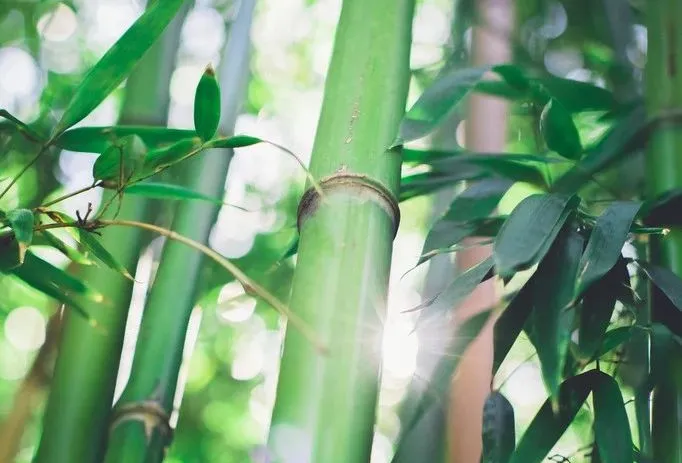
[38,182,102,209]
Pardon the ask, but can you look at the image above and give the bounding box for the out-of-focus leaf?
[194,65,221,141]
[51,0,186,136]
[596,326,634,358]
[414,256,494,326]
[78,230,134,281]
[41,230,93,265]
[531,227,584,396]
[552,104,646,194]
[392,66,489,147]
[509,370,597,463]
[592,371,633,463]
[576,201,641,296]
[392,310,492,463]
[420,179,511,265]
[540,98,582,160]
[10,253,97,323]
[428,154,550,187]
[0,236,22,270]
[578,258,629,361]
[640,188,682,227]
[493,193,579,278]
[141,137,203,175]
[400,168,484,201]
[637,261,682,312]
[540,76,618,113]
[6,209,34,264]
[123,182,227,205]
[93,135,147,187]
[205,134,262,149]
[56,126,195,153]
[482,391,515,463]
[0,109,44,141]
[493,279,535,375]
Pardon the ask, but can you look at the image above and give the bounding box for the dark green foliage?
[193,65,221,141]
[540,98,582,160]
[481,391,516,463]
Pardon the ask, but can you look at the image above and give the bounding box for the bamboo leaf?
[428,154,550,187]
[493,193,579,279]
[509,370,597,463]
[0,109,44,141]
[493,280,534,375]
[414,256,494,326]
[194,65,221,141]
[596,326,633,358]
[421,179,511,265]
[41,230,93,265]
[592,371,633,463]
[6,208,34,264]
[141,137,203,175]
[205,134,262,149]
[78,230,134,281]
[576,201,641,296]
[531,226,584,396]
[0,236,22,270]
[51,0,186,136]
[123,182,229,206]
[482,391,516,463]
[56,126,195,153]
[578,258,629,361]
[93,135,147,186]
[392,66,489,147]
[400,167,485,201]
[637,260,682,311]
[540,76,618,113]
[640,187,682,227]
[540,98,582,160]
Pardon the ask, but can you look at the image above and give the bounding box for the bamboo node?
[108,400,173,443]
[296,172,400,237]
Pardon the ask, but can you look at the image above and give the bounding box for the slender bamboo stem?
[267,1,414,462]
[646,1,682,461]
[33,4,189,462]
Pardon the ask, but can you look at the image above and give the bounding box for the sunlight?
[381,318,418,380]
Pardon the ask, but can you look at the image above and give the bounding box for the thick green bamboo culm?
[34,4,189,463]
[267,1,414,462]
[646,1,682,461]
[103,2,254,462]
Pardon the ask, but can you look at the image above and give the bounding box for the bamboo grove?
[0,0,679,462]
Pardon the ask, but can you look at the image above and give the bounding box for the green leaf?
[421,179,511,265]
[428,154,550,187]
[552,104,646,194]
[78,230,134,281]
[509,370,597,463]
[51,0,187,136]
[141,137,203,176]
[392,66,489,147]
[40,230,93,265]
[194,65,221,141]
[400,168,484,201]
[10,252,97,323]
[493,193,579,279]
[539,76,618,113]
[414,256,494,327]
[482,391,516,463]
[531,226,584,396]
[640,187,682,227]
[93,135,147,187]
[205,134,262,149]
[592,371,633,463]
[596,326,634,358]
[576,201,641,296]
[123,182,228,206]
[56,126,196,153]
[0,236,23,270]
[540,98,582,160]
[578,258,629,361]
[493,280,534,375]
[637,261,682,312]
[6,209,34,264]
[0,109,45,141]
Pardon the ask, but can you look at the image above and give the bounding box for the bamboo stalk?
[102,2,255,461]
[267,1,414,462]
[646,1,682,461]
[33,4,189,462]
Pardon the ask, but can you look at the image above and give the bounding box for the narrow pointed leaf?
[400,167,484,201]
[78,230,134,280]
[576,201,641,296]
[56,126,195,153]
[0,109,44,141]
[596,326,634,358]
[592,371,633,463]
[0,236,23,270]
[194,65,221,141]
[493,193,578,278]
[415,256,494,326]
[421,179,511,264]
[578,258,629,360]
[540,98,582,160]
[427,154,549,187]
[205,134,262,149]
[482,391,516,463]
[540,76,618,113]
[640,187,682,227]
[531,227,584,396]
[141,137,203,175]
[493,279,535,375]
[392,66,489,147]
[7,208,34,264]
[123,182,228,205]
[41,230,93,265]
[93,135,147,186]
[509,370,597,463]
[52,0,186,136]
[637,260,682,311]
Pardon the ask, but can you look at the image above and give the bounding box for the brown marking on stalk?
[668,21,677,77]
[108,401,172,444]
[345,93,361,145]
